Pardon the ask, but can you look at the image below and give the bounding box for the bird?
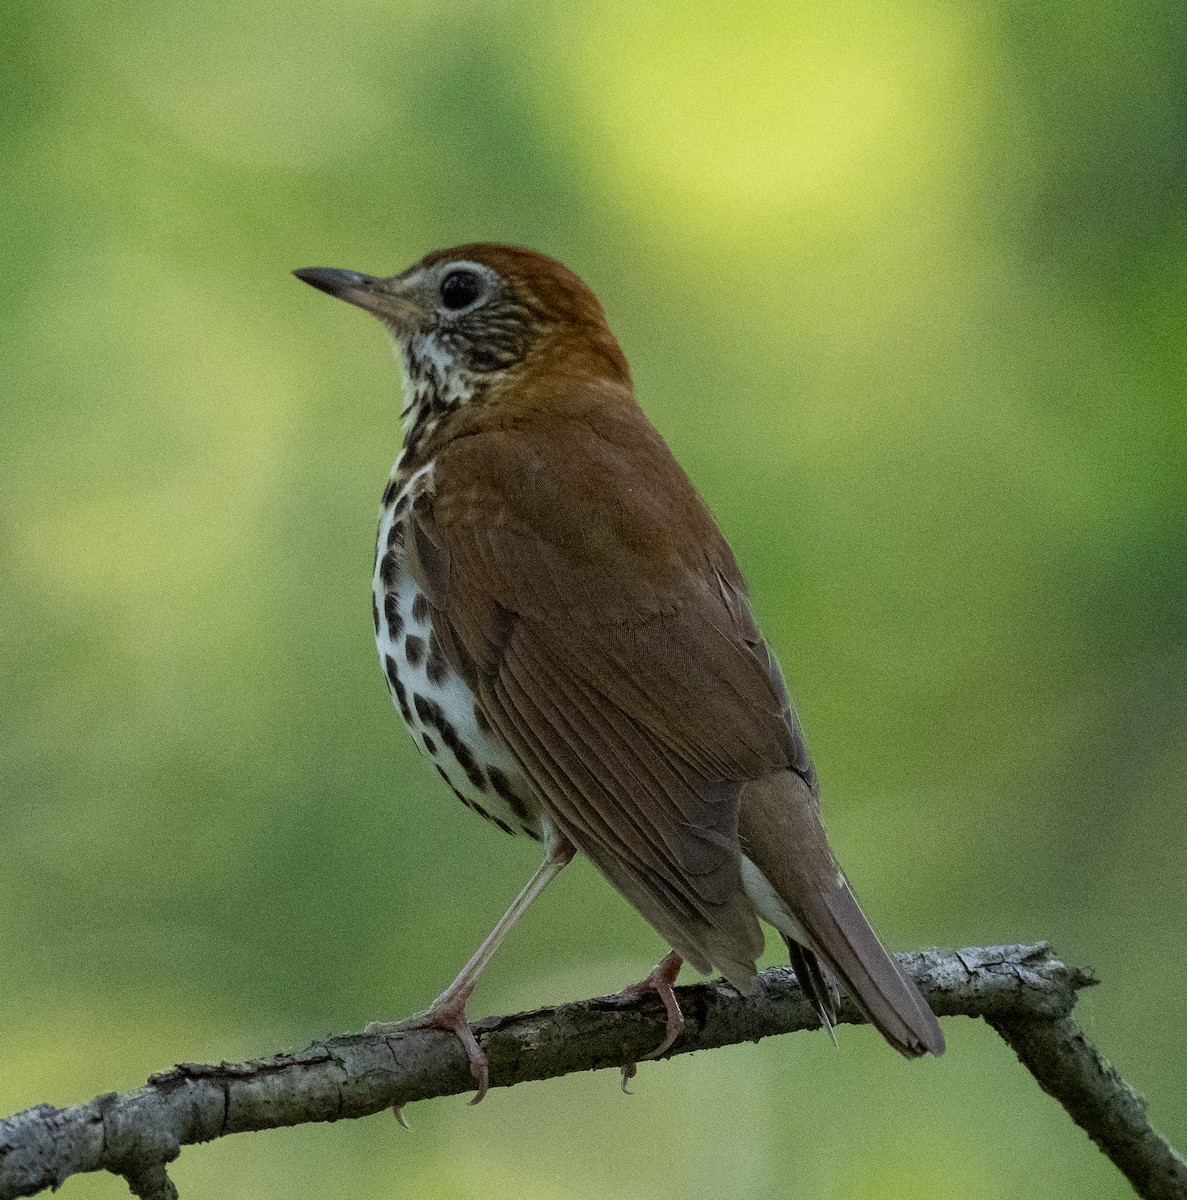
[294,244,945,1102]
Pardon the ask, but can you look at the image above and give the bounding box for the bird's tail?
[738,771,945,1058]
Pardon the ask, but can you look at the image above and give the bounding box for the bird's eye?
[440,270,484,311]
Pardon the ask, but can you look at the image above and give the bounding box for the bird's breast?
[372,462,542,842]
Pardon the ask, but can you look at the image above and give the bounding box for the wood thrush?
[295,245,945,1101]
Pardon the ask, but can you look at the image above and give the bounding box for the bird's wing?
[406,403,811,984]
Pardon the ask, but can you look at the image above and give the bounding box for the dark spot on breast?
[486,764,515,800]
[384,655,412,722]
[383,654,400,690]
[371,594,380,635]
[381,479,397,506]
[380,550,399,588]
[426,633,449,686]
[434,761,462,795]
[446,781,476,811]
[421,733,437,755]
[477,808,514,836]
[404,634,425,668]
[436,718,487,793]
[414,693,433,724]
[486,766,532,825]
[383,594,404,639]
[411,592,429,623]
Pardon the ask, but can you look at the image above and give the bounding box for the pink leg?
[367,837,575,1105]
[618,951,685,1091]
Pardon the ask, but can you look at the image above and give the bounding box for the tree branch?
[989,1013,1187,1199]
[1,943,1181,1200]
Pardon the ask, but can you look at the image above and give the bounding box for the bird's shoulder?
[427,381,731,623]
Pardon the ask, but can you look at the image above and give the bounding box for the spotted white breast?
[372,462,543,842]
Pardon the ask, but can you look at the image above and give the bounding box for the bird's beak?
[293,267,424,331]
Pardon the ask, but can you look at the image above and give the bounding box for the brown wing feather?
[409,391,796,985]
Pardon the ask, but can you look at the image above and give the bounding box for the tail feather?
[785,937,839,1045]
[738,771,945,1058]
[814,881,945,1057]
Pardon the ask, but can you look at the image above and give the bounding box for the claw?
[617,951,685,1088]
[446,1011,491,1104]
[366,987,491,1105]
[643,974,686,1059]
[392,1105,411,1130]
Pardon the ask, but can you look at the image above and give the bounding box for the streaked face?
[294,256,541,378]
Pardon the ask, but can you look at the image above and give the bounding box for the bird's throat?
[396,334,484,476]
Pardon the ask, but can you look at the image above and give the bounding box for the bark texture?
[1,943,1181,1200]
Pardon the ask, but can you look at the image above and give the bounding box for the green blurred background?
[3,1,1185,1196]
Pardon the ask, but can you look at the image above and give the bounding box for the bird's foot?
[366,987,490,1105]
[617,951,685,1091]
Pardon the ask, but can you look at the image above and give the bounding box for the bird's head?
[295,244,630,417]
